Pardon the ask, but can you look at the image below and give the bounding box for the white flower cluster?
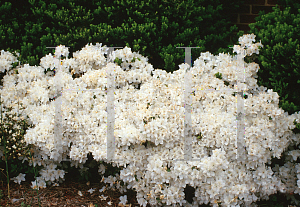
[54,45,69,58]
[0,50,19,74]
[101,174,128,193]
[39,162,65,183]
[2,34,300,206]
[233,34,263,57]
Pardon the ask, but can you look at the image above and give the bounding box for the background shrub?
[241,4,300,195]
[0,0,244,76]
[278,0,300,14]
[246,5,300,117]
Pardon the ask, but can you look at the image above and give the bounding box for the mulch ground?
[0,179,151,207]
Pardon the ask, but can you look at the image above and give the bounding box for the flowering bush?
[1,34,300,206]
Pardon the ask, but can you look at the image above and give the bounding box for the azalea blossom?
[99,194,108,201]
[99,186,106,192]
[88,188,95,194]
[1,35,300,206]
[119,195,128,205]
[11,173,25,184]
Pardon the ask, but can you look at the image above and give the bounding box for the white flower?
[98,164,106,174]
[88,188,95,194]
[137,197,147,207]
[47,163,57,170]
[31,181,38,189]
[56,169,65,179]
[288,150,300,161]
[40,169,51,181]
[11,173,26,184]
[40,53,55,70]
[200,51,213,62]
[233,45,246,56]
[119,195,128,205]
[31,177,46,189]
[238,34,256,47]
[78,191,83,196]
[107,201,112,205]
[55,45,69,58]
[99,186,106,192]
[99,194,108,200]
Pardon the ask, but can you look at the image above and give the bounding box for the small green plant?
[0,94,37,202]
[20,201,30,207]
[196,132,203,141]
[214,72,222,79]
[224,81,230,86]
[114,57,123,66]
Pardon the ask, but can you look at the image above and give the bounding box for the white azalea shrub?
[1,34,300,206]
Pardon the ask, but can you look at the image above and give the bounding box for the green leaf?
[271,195,277,202]
[214,72,222,79]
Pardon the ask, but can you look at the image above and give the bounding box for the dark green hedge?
[0,0,244,75]
[247,5,300,117]
[245,4,300,187]
[278,0,300,14]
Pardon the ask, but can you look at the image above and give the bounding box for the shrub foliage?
[0,0,244,75]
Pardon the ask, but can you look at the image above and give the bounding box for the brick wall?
[230,0,284,37]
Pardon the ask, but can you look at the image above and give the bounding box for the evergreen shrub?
[0,0,244,77]
[242,5,300,190]
[278,0,300,15]
[247,5,300,118]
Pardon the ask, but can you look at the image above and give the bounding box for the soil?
[0,179,151,207]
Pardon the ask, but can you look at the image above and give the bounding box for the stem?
[4,148,9,199]
[29,150,41,206]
